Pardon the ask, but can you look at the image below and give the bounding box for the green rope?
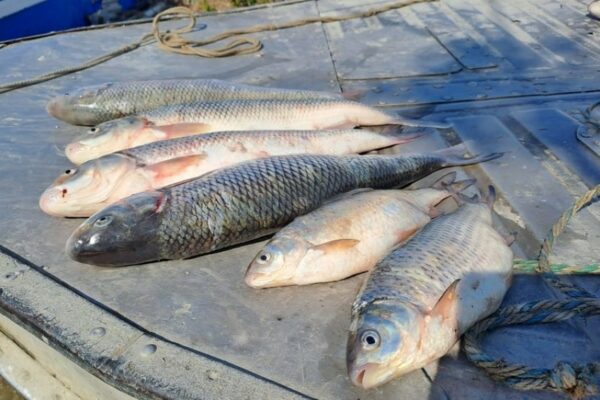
[512,259,600,275]
[465,184,600,399]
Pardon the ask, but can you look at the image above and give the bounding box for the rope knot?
[549,362,598,399]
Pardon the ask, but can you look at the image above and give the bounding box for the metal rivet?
[578,126,593,138]
[207,370,219,380]
[141,344,157,356]
[90,327,106,337]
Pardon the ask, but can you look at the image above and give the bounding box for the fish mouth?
[65,142,90,165]
[244,270,273,288]
[39,187,64,217]
[66,235,117,266]
[350,363,383,389]
[46,97,63,119]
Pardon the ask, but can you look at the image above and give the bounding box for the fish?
[244,172,475,288]
[40,129,418,217]
[64,99,450,164]
[65,143,501,267]
[346,187,514,389]
[46,79,351,126]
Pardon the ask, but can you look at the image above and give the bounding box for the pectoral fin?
[145,154,208,187]
[310,239,360,255]
[155,123,211,138]
[430,279,460,321]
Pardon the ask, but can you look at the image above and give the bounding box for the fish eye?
[94,215,113,228]
[360,330,381,350]
[256,252,271,264]
[89,127,98,133]
[64,169,76,175]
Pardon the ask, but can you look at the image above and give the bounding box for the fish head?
[65,116,152,164]
[47,84,111,125]
[244,235,310,288]
[66,191,166,266]
[39,154,140,217]
[347,300,422,389]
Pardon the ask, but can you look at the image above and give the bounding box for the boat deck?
[0,0,599,398]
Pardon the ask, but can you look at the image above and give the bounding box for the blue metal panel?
[0,0,138,41]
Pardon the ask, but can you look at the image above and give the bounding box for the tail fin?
[432,171,457,189]
[432,171,476,198]
[391,116,451,129]
[434,142,503,167]
[452,185,497,209]
[386,131,424,145]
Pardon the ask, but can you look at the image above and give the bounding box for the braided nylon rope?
[0,0,434,94]
[464,184,600,399]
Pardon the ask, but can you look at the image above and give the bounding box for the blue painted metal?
[0,0,136,41]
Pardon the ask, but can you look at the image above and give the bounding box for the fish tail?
[432,172,476,195]
[384,130,424,144]
[379,124,426,141]
[453,185,497,208]
[435,142,503,167]
[390,115,451,129]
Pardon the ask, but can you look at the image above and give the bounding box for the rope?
[464,184,600,399]
[512,259,600,275]
[0,34,156,94]
[0,0,435,94]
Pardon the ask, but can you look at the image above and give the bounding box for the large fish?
[47,79,350,126]
[40,129,417,217]
[245,173,474,288]
[346,187,514,389]
[64,99,450,164]
[66,144,501,267]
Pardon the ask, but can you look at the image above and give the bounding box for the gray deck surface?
[0,0,599,398]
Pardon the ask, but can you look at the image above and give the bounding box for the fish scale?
[353,203,501,316]
[48,79,343,125]
[346,196,513,389]
[154,153,446,259]
[66,98,450,164]
[67,144,502,266]
[121,130,381,165]
[139,99,363,127]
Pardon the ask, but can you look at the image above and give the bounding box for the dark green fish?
[66,144,501,267]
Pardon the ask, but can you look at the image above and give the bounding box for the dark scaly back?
[352,203,491,317]
[153,152,450,259]
[91,80,342,123]
[138,98,359,123]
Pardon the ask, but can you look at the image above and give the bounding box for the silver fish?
[65,99,449,164]
[47,79,350,126]
[40,129,417,217]
[245,172,474,288]
[347,187,514,389]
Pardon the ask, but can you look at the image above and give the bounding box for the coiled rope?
[0,0,434,94]
[465,184,600,399]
